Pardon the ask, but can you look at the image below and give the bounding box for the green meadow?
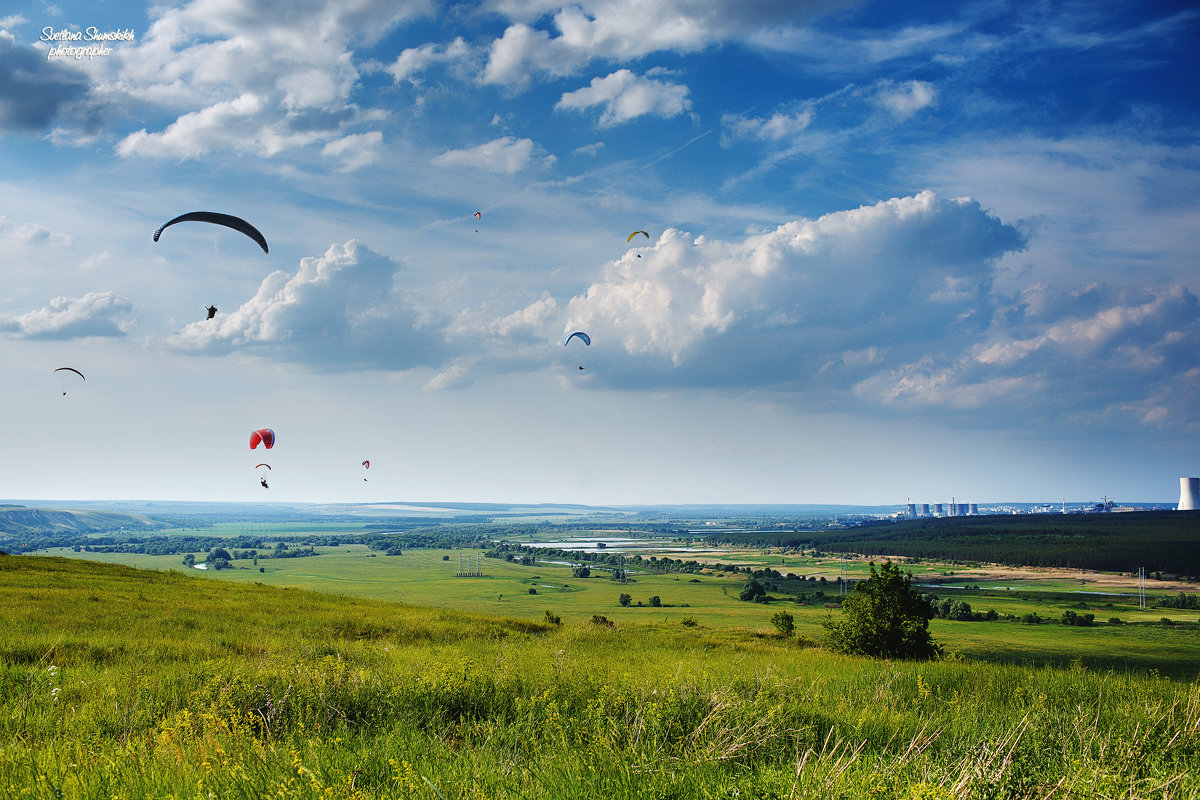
[42,540,1200,677]
[3,555,1200,799]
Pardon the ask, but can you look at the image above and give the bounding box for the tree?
[948,600,973,621]
[771,610,795,638]
[572,565,591,578]
[618,593,632,607]
[648,595,661,607]
[739,578,766,602]
[822,561,941,660]
[182,553,195,567]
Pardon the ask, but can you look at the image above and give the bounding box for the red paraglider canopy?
[249,428,275,450]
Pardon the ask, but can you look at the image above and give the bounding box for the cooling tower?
[920,503,930,516]
[907,503,917,519]
[1179,477,1200,511]
[934,503,944,516]
[969,503,979,515]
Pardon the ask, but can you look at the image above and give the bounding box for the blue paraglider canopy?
[562,331,591,347]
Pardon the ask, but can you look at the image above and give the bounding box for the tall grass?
[2,556,1198,798]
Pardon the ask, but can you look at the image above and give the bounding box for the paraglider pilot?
[206,305,218,319]
[260,477,269,489]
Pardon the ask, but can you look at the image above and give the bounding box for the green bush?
[822,561,940,660]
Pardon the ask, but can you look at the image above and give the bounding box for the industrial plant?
[1179,477,1200,511]
[904,499,978,518]
[896,477,1199,518]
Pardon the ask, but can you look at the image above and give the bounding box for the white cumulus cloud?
[321,131,384,172]
[1,292,134,339]
[432,136,555,174]
[876,79,938,118]
[480,0,859,89]
[166,240,445,370]
[0,215,73,248]
[557,69,691,126]
[116,94,266,159]
[565,190,1024,369]
[102,0,432,161]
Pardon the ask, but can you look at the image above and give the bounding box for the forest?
[704,511,1200,576]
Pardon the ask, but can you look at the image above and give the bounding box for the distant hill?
[0,504,168,541]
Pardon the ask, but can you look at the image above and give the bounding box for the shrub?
[771,610,795,638]
[739,578,766,602]
[543,610,561,626]
[648,596,662,607]
[589,615,614,628]
[680,616,698,627]
[618,593,632,607]
[822,561,941,660]
[528,588,537,595]
[1062,610,1095,627]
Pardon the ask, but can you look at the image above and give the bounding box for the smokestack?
[1179,478,1200,511]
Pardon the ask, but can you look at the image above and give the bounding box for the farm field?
[43,536,1200,678]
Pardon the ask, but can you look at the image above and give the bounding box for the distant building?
[920,503,930,517]
[1179,478,1200,511]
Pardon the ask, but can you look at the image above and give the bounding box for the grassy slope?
[48,545,1200,678]
[2,555,1200,799]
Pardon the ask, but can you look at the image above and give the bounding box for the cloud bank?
[166,240,445,370]
[157,189,1198,436]
[1,292,134,339]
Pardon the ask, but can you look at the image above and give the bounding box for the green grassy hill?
[2,555,1198,799]
[0,505,167,543]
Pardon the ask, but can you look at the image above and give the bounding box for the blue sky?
[0,0,1197,505]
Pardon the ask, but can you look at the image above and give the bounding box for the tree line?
[704,512,1200,576]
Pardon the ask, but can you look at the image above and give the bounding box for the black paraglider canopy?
[153,211,269,254]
